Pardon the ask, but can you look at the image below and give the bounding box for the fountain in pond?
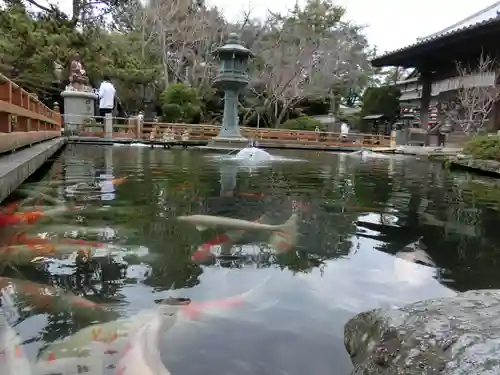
[233,147,273,162]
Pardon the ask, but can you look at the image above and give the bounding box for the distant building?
[373,1,500,130]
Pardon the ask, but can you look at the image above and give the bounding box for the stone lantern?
[209,33,254,148]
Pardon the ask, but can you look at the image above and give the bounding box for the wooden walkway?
[0,74,64,201]
[0,73,62,155]
[71,116,394,150]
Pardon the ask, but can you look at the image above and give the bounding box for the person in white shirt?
[98,75,116,121]
[340,122,349,139]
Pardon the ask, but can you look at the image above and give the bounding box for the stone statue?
[150,124,160,140]
[181,128,190,141]
[162,128,174,142]
[66,54,92,92]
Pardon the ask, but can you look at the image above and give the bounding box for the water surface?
[3,144,500,375]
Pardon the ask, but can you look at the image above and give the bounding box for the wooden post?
[53,102,60,133]
[390,130,397,148]
[104,113,113,139]
[136,115,143,139]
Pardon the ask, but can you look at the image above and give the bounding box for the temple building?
[372,1,500,131]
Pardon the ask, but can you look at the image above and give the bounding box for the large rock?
[344,290,500,374]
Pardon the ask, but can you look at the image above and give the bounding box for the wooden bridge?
[0,73,62,154]
[0,73,63,202]
[71,116,394,150]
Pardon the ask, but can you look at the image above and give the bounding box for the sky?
[43,0,498,54]
[206,0,499,53]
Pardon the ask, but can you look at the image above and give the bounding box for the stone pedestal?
[208,90,248,149]
[61,90,97,135]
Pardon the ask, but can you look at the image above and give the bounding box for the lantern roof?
[212,33,254,58]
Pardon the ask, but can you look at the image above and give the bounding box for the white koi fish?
[36,277,273,375]
[178,213,298,233]
[0,314,31,375]
[113,311,170,375]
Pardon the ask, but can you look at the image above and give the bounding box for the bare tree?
[247,3,372,127]
[146,0,224,90]
[181,8,226,94]
[444,53,500,134]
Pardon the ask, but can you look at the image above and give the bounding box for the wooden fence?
[79,117,393,148]
[0,73,62,153]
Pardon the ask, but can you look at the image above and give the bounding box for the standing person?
[340,122,349,141]
[98,75,116,122]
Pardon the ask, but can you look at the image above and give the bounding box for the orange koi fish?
[111,176,127,185]
[0,242,95,266]
[0,278,111,322]
[191,214,271,262]
[0,206,81,228]
[0,211,42,227]
[191,213,299,262]
[0,201,20,215]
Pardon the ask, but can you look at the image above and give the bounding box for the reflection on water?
[1,144,500,374]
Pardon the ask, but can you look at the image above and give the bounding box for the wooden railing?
[79,117,393,148]
[0,74,62,132]
[0,74,62,153]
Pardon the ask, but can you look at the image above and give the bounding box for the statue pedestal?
[61,90,97,135]
[206,89,248,150]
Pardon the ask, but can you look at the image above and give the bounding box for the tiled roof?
[373,5,500,62]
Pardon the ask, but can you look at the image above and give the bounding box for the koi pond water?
[2,144,500,375]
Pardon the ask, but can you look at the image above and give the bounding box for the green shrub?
[463,135,500,161]
[281,116,323,131]
[159,84,202,123]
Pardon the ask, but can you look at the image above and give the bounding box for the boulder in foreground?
[344,290,500,374]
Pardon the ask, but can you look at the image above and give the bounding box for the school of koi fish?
[0,173,307,375]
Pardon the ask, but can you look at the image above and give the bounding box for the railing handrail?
[0,74,62,132]
[76,115,393,147]
[76,116,392,138]
[0,73,56,115]
[139,121,391,138]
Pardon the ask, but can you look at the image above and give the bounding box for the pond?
[2,144,500,375]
